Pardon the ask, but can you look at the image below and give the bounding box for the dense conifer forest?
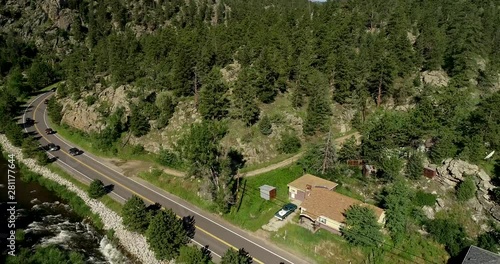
[2,0,500,262]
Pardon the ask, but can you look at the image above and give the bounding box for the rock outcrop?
[421,70,450,87]
[436,158,500,222]
[0,0,77,56]
[60,85,132,132]
[40,0,75,30]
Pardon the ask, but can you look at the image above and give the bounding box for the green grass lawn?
[50,121,157,163]
[138,169,214,211]
[224,165,304,231]
[384,232,449,264]
[271,223,365,264]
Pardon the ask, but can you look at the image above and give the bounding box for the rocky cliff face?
[0,0,77,56]
[436,158,500,222]
[60,85,133,132]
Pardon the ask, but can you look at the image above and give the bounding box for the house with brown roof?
[287,174,338,202]
[299,188,385,234]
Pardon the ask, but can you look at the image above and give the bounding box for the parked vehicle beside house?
[274,203,297,221]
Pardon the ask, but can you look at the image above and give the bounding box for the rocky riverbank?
[0,135,162,264]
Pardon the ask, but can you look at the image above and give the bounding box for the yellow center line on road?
[33,95,266,264]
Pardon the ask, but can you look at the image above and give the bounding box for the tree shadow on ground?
[104,184,114,193]
[183,215,196,239]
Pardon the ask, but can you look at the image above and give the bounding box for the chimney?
[306,184,312,196]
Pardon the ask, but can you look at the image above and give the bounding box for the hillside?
[2,0,500,262]
[3,0,500,166]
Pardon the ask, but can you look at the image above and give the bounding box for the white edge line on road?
[33,94,228,259]
[23,94,127,204]
[190,239,222,259]
[40,92,296,264]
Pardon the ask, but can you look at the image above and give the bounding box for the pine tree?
[88,179,107,199]
[129,105,151,137]
[303,72,332,135]
[338,136,360,162]
[258,115,272,135]
[198,68,229,120]
[146,209,188,260]
[340,205,383,248]
[382,180,413,244]
[177,245,212,264]
[406,152,424,180]
[122,195,149,233]
[232,68,260,126]
[220,248,252,264]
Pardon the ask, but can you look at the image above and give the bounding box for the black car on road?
[45,143,59,151]
[69,148,82,156]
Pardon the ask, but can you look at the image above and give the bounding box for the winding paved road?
[23,91,307,264]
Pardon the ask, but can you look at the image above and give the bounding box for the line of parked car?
[36,124,82,156]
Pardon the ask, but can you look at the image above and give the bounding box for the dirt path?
[107,132,361,179]
[104,157,185,178]
[241,152,304,177]
[240,132,361,178]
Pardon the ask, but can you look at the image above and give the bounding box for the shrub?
[425,218,471,257]
[22,137,40,158]
[414,190,437,206]
[406,152,424,180]
[47,97,64,124]
[456,176,476,201]
[278,133,301,154]
[130,144,145,155]
[129,106,150,137]
[157,149,180,168]
[490,188,500,204]
[88,179,107,199]
[379,155,404,181]
[84,95,98,106]
[5,121,24,147]
[477,230,500,252]
[258,115,272,135]
[35,151,49,166]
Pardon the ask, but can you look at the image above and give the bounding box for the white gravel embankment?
[0,135,162,264]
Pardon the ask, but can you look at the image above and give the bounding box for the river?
[0,153,131,263]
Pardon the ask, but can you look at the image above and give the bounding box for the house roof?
[287,174,338,191]
[461,245,500,264]
[300,188,385,224]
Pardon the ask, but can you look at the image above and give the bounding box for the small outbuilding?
[423,166,437,179]
[260,185,276,201]
[347,160,363,166]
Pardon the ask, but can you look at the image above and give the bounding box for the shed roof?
[287,174,338,191]
[461,245,500,264]
[300,188,384,224]
[260,185,276,191]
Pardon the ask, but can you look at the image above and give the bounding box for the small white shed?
[259,185,276,201]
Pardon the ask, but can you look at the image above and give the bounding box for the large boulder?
[421,70,450,87]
